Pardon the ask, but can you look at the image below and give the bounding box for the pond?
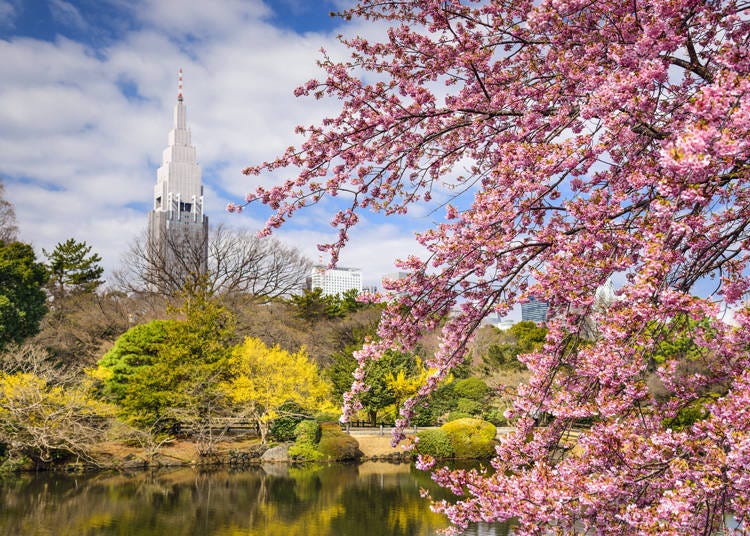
[0,461,511,535]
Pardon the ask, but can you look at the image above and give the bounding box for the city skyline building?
[521,296,549,324]
[308,265,363,297]
[146,70,208,286]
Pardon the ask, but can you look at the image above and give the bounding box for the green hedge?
[456,397,483,415]
[453,377,489,401]
[317,423,360,461]
[288,421,360,462]
[445,411,472,422]
[415,429,453,458]
[441,418,497,458]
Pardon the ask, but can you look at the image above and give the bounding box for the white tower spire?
[147,69,209,292]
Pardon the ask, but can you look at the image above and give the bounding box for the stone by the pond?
[260,444,290,462]
[261,463,291,478]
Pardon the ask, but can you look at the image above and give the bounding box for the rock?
[260,444,290,462]
[261,463,290,478]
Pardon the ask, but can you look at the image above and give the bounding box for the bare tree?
[0,180,18,244]
[115,224,311,301]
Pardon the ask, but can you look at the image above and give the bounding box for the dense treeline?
[0,183,518,470]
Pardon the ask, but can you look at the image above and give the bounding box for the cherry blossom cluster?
[239,0,750,533]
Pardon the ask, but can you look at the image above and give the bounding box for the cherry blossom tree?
[238,1,750,533]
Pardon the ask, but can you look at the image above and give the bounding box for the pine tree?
[43,238,104,299]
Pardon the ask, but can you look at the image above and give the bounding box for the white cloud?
[0,0,16,29]
[49,0,89,31]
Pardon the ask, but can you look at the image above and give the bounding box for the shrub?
[483,408,508,426]
[288,442,324,461]
[0,372,114,465]
[316,423,360,461]
[441,418,497,458]
[453,377,489,401]
[456,397,483,415]
[294,419,321,444]
[415,429,453,458]
[314,410,341,423]
[288,420,324,461]
[270,401,312,441]
[270,415,303,442]
[445,411,472,422]
[412,404,439,426]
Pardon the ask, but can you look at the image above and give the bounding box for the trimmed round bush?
[415,429,453,458]
[453,377,489,401]
[445,411,472,422]
[317,423,360,461]
[456,397,483,415]
[441,418,497,458]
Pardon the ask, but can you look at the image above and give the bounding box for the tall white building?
[147,70,208,284]
[308,265,362,296]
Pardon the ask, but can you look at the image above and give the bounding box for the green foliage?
[94,290,235,428]
[508,321,548,352]
[289,287,367,322]
[412,381,458,426]
[441,418,497,458]
[314,410,342,423]
[94,320,178,403]
[453,377,489,401]
[648,314,713,366]
[289,421,360,461]
[0,242,48,350]
[445,411,473,422]
[294,419,322,444]
[288,441,324,462]
[316,423,360,461]
[43,238,103,299]
[455,397,483,415]
[481,321,547,373]
[288,420,324,461]
[271,402,313,442]
[327,348,420,425]
[415,428,453,458]
[664,396,716,431]
[482,408,508,427]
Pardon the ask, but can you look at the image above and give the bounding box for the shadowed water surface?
[0,462,510,535]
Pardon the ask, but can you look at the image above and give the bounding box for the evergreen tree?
[43,238,104,299]
[0,241,48,349]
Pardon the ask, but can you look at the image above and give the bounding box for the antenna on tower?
[177,68,183,101]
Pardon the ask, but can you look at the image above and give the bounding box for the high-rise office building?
[147,70,208,287]
[521,296,548,324]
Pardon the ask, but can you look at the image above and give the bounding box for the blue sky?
[0,0,434,287]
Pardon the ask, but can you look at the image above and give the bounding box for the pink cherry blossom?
[239,1,750,533]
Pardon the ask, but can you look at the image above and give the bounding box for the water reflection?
[0,462,510,536]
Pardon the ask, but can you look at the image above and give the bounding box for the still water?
[0,462,510,536]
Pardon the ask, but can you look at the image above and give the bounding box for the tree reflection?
[0,463,511,535]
